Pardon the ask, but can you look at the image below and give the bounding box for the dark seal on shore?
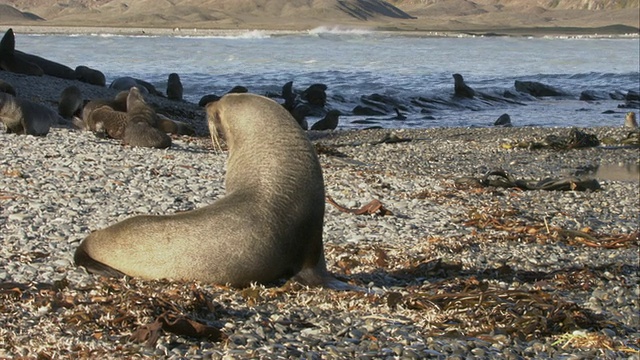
[75,65,106,87]
[166,73,183,101]
[0,28,43,76]
[58,85,83,119]
[0,92,60,136]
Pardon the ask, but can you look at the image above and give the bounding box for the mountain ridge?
[0,0,638,34]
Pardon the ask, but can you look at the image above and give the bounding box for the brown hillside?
[0,0,638,34]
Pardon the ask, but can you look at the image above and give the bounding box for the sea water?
[13,28,640,129]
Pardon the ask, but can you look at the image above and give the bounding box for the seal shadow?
[344,257,639,290]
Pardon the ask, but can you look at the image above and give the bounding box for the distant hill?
[0,0,638,34]
[0,4,42,22]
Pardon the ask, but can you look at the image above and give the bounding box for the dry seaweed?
[326,195,393,216]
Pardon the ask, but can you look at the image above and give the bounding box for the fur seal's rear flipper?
[74,242,127,278]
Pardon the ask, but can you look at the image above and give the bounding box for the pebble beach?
[0,70,639,359]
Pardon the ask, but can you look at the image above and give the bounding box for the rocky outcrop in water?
[514,80,568,97]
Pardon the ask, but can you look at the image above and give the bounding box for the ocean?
[14,28,640,129]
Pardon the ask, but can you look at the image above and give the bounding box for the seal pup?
[123,86,171,148]
[310,110,341,130]
[123,120,171,149]
[166,73,183,101]
[624,111,637,129]
[126,86,158,127]
[78,90,128,132]
[58,85,83,119]
[74,93,354,289]
[453,73,475,98]
[0,93,59,136]
[494,113,512,127]
[86,105,129,139]
[0,28,43,76]
[157,114,195,136]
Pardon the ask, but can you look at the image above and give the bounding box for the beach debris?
[314,143,347,157]
[326,195,392,216]
[504,128,600,149]
[455,169,601,191]
[371,132,412,145]
[130,312,223,348]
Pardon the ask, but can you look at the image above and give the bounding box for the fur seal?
[87,105,128,139]
[14,49,76,79]
[166,73,183,101]
[74,93,352,289]
[624,111,637,129]
[291,104,310,130]
[75,65,106,87]
[282,81,296,112]
[124,86,171,148]
[0,93,60,136]
[310,110,341,130]
[78,90,128,132]
[494,113,512,127]
[453,73,475,98]
[58,85,83,119]
[110,77,164,97]
[157,114,195,136]
[198,94,221,107]
[0,28,43,76]
[302,83,328,107]
[123,120,171,149]
[1,28,74,79]
[0,79,16,96]
[126,86,158,127]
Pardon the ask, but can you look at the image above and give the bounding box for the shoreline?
[6,24,640,39]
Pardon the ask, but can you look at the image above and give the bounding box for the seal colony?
[74,93,354,289]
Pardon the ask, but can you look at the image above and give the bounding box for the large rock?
[515,80,568,97]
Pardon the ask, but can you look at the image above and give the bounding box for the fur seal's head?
[206,93,302,153]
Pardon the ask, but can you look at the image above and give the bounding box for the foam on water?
[11,32,640,128]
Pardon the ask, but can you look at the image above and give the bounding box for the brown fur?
[74,94,353,289]
[123,120,171,149]
[157,114,195,136]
